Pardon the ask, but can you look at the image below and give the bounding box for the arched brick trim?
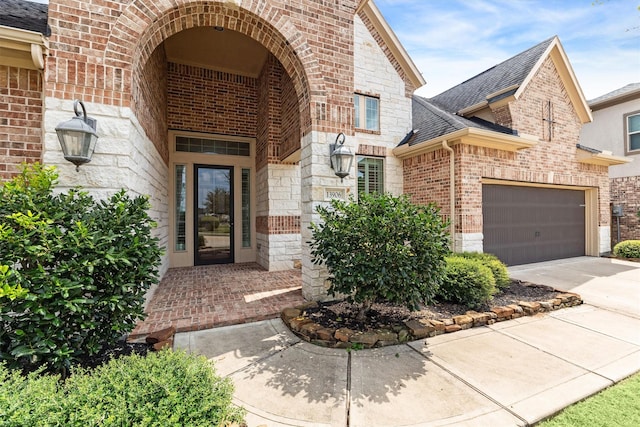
[104,0,324,135]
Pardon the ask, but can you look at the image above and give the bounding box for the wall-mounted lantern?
[329,132,353,182]
[55,99,99,171]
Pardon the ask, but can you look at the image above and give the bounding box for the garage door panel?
[482,185,585,265]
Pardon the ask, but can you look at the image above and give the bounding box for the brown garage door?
[482,185,585,265]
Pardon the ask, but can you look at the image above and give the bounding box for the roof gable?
[428,36,592,124]
[429,37,554,113]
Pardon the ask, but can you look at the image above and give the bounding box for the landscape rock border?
[281,291,583,349]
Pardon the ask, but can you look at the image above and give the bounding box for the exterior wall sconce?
[55,99,99,171]
[330,132,353,182]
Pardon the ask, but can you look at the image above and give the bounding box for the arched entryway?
[119,3,318,270]
[45,0,358,301]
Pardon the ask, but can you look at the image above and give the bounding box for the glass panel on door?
[195,165,234,265]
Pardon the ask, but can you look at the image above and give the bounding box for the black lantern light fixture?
[329,132,353,182]
[55,99,99,171]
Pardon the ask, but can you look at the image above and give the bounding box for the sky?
[375,0,640,100]
[28,0,639,100]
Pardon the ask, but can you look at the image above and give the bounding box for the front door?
[194,165,234,265]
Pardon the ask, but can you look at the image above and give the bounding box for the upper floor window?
[354,93,379,132]
[357,156,384,195]
[626,112,640,154]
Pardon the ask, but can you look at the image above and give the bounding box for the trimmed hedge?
[456,252,511,289]
[438,256,497,309]
[0,164,163,373]
[613,240,640,259]
[310,193,450,317]
[0,350,245,427]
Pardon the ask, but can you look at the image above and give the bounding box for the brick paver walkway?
[130,263,304,339]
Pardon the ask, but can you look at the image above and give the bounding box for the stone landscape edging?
[281,291,583,349]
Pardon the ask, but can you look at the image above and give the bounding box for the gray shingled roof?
[402,37,558,148]
[0,0,50,36]
[588,82,640,105]
[429,37,556,113]
[400,95,515,146]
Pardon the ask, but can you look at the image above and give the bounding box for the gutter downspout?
[442,141,455,252]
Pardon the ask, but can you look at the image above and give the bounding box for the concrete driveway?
[509,256,640,318]
[175,256,640,427]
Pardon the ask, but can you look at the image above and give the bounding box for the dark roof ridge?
[428,36,557,113]
[449,36,556,91]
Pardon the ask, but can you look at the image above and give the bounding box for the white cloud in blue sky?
[376,0,640,99]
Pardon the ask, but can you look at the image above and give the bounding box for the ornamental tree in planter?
[310,193,450,320]
[0,164,163,373]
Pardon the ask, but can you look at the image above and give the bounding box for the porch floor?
[130,263,304,339]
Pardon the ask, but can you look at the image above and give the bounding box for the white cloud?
[377,0,640,99]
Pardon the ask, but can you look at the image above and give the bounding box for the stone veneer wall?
[611,175,640,244]
[352,14,411,196]
[43,99,170,283]
[0,65,44,179]
[255,164,301,270]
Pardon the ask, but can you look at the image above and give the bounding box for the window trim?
[354,93,380,133]
[624,110,640,155]
[357,155,384,196]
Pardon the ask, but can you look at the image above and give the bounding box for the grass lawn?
[537,372,640,426]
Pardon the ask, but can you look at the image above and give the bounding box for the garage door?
[482,185,585,265]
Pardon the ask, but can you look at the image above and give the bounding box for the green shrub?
[438,256,497,309]
[0,164,163,373]
[0,365,63,426]
[613,240,640,259]
[200,215,220,231]
[0,350,245,427]
[456,252,510,289]
[310,193,450,319]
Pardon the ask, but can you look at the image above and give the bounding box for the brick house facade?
[395,37,623,265]
[1,0,423,300]
[580,83,640,245]
[0,2,623,296]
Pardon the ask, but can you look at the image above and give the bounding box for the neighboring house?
[580,83,640,245]
[396,37,626,265]
[0,1,627,299]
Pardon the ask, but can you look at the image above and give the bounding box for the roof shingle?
[428,37,555,113]
[0,0,50,36]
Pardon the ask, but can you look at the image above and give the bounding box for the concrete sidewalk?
[174,257,640,426]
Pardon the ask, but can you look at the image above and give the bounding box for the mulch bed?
[302,280,559,333]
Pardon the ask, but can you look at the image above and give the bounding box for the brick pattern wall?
[403,149,451,223]
[133,46,168,163]
[611,175,640,244]
[256,215,301,235]
[403,55,610,235]
[257,54,282,171]
[0,66,43,179]
[280,67,301,161]
[46,0,128,106]
[492,105,513,128]
[47,0,359,136]
[357,144,386,157]
[167,63,257,138]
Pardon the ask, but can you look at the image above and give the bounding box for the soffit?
[164,27,269,78]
